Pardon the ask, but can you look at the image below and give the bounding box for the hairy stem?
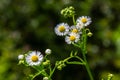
[82,28,94,80]
[83,53,94,80]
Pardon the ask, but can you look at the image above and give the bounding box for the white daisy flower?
[45,49,52,55]
[70,25,82,34]
[26,51,43,66]
[65,33,80,44]
[76,16,91,26]
[76,21,84,30]
[55,23,69,36]
[18,54,24,60]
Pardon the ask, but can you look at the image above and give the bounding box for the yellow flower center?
[81,18,87,23]
[31,55,38,62]
[69,35,76,41]
[58,26,65,32]
[72,29,78,33]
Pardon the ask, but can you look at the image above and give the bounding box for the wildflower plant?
[18,6,113,80]
[55,6,94,80]
[18,49,56,80]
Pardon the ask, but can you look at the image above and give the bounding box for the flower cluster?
[61,6,75,17]
[18,49,52,66]
[18,6,114,80]
[54,16,92,44]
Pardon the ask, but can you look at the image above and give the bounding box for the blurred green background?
[0,0,120,80]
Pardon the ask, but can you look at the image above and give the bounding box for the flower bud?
[18,60,24,65]
[45,49,52,55]
[61,63,66,67]
[43,60,50,66]
[108,73,113,80]
[60,6,75,17]
[87,32,93,37]
[69,6,74,10]
[57,65,62,70]
[43,77,49,80]
[18,54,24,60]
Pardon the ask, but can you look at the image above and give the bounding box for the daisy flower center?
[81,18,87,23]
[69,35,76,41]
[72,29,78,33]
[58,26,65,32]
[31,55,38,62]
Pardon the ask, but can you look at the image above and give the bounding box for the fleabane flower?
[26,51,43,66]
[76,16,91,26]
[55,23,69,36]
[70,25,82,34]
[65,33,80,44]
[76,21,84,30]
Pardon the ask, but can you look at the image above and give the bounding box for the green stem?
[49,64,52,74]
[72,43,81,48]
[74,56,85,64]
[66,61,85,65]
[32,66,49,79]
[83,53,94,80]
[72,15,76,25]
[48,65,57,80]
[63,56,74,62]
[31,71,42,80]
[82,28,94,80]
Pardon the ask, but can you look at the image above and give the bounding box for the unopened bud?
[43,60,50,66]
[57,66,62,70]
[61,63,66,67]
[43,77,49,80]
[18,60,24,65]
[60,6,75,17]
[108,73,113,80]
[45,49,52,55]
[69,6,74,10]
[87,32,93,37]
[18,54,24,60]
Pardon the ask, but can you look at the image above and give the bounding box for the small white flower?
[18,54,24,60]
[70,25,82,34]
[26,51,43,66]
[45,49,52,55]
[55,23,69,36]
[76,21,84,30]
[65,33,80,44]
[76,16,91,26]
